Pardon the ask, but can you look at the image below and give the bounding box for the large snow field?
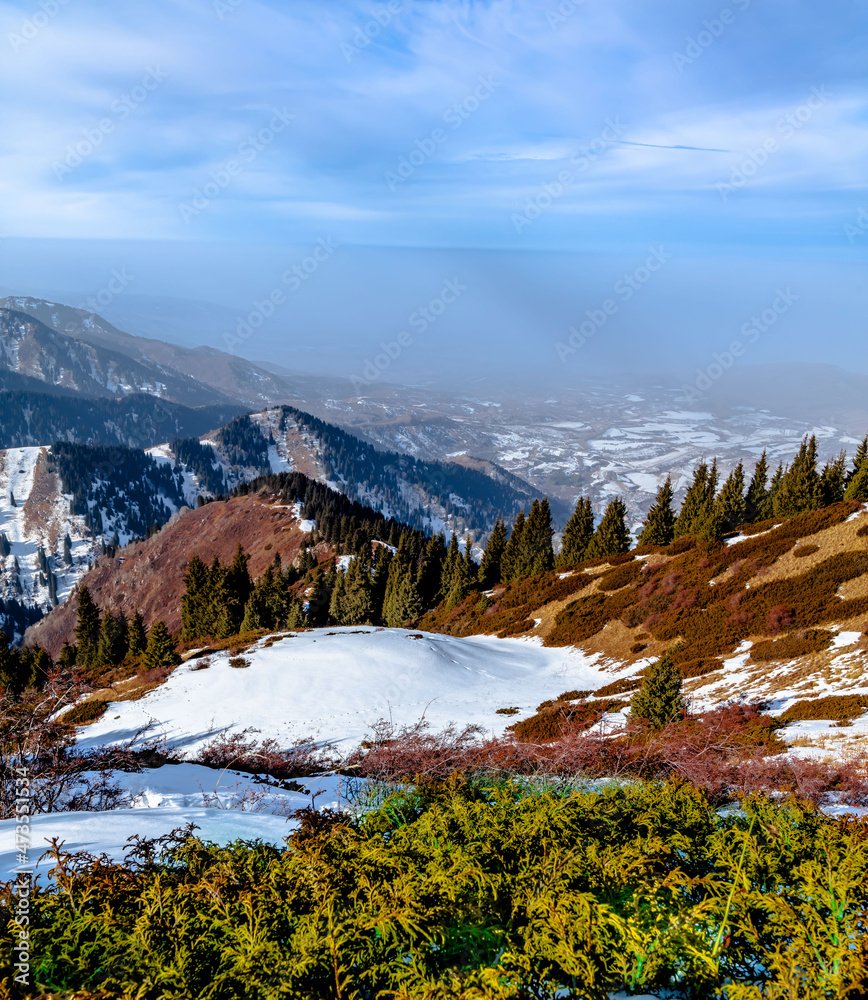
[78,627,622,755]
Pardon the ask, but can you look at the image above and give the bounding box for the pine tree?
[585,498,631,559]
[389,573,423,626]
[341,556,373,624]
[285,596,306,630]
[328,569,346,624]
[713,462,746,533]
[371,548,394,622]
[181,554,210,640]
[74,586,101,669]
[638,479,676,547]
[523,499,555,575]
[767,462,784,513]
[224,545,252,632]
[96,611,128,669]
[774,435,822,517]
[127,611,147,656]
[558,496,594,566]
[438,533,462,598]
[848,433,868,484]
[241,588,269,632]
[500,510,526,582]
[477,519,507,589]
[844,459,868,501]
[417,534,446,607]
[630,651,685,728]
[63,533,73,566]
[213,605,234,640]
[673,461,719,538]
[144,621,179,670]
[820,451,848,505]
[744,452,770,522]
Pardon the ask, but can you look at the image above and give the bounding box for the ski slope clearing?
[78,627,622,754]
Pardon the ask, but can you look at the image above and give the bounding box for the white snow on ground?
[77,627,615,754]
[831,630,861,649]
[0,808,296,876]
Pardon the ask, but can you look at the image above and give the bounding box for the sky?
[0,0,865,385]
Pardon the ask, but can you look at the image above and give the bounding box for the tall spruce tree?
[638,478,676,547]
[847,433,868,485]
[630,651,685,728]
[714,462,746,534]
[523,499,554,576]
[558,496,594,566]
[417,534,446,607]
[585,498,630,559]
[439,533,462,598]
[744,452,770,522]
[820,451,848,505]
[224,545,252,632]
[96,611,128,669]
[774,435,822,517]
[127,610,147,656]
[477,519,507,589]
[673,462,717,538]
[371,548,393,621]
[74,586,101,669]
[500,510,526,582]
[389,572,423,625]
[181,554,210,640]
[844,459,868,501]
[341,555,373,624]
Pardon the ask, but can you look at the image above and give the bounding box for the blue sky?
[0,0,865,382]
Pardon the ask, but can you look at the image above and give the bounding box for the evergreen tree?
[844,459,868,501]
[558,496,594,566]
[63,533,73,566]
[96,611,128,669]
[500,510,526,582]
[820,451,848,505]
[523,499,555,575]
[328,569,346,624]
[181,554,210,640]
[438,532,462,598]
[744,452,770,522]
[241,588,269,632]
[585,498,631,559]
[630,651,685,728]
[673,461,718,538]
[847,433,868,484]
[285,596,306,630]
[444,547,473,609]
[389,573,423,626]
[767,461,784,513]
[213,605,234,640]
[477,519,507,589]
[58,640,78,669]
[74,586,101,668]
[371,548,393,622]
[638,478,676,547]
[224,545,252,632]
[341,555,373,624]
[417,534,446,607]
[127,611,147,656]
[144,620,179,670]
[713,462,746,533]
[774,435,822,517]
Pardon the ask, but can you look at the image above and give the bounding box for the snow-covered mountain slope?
[77,627,619,754]
[0,443,198,637]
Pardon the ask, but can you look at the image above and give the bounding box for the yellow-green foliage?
[4,781,868,998]
[58,698,107,726]
[750,629,833,662]
[781,693,868,722]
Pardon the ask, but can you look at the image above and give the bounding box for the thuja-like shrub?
[793,543,820,558]
[598,560,642,591]
[7,781,868,998]
[59,698,107,726]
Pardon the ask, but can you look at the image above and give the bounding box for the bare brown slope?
[26,493,322,657]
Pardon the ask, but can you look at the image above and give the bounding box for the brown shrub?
[750,628,833,662]
[509,698,626,742]
[780,693,868,722]
[60,698,108,726]
[857,524,868,538]
[630,643,647,654]
[793,544,820,558]
[595,676,644,698]
[558,689,593,701]
[497,617,536,638]
[495,707,519,716]
[679,658,722,679]
[665,537,696,555]
[229,656,251,668]
[598,561,641,591]
[766,604,796,634]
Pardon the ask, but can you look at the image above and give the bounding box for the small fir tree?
[630,651,685,728]
[713,462,746,534]
[523,499,555,575]
[500,510,526,582]
[638,479,676,547]
[144,621,179,670]
[74,586,101,669]
[844,459,868,501]
[820,451,848,505]
[417,534,446,607]
[774,436,822,517]
[127,611,147,656]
